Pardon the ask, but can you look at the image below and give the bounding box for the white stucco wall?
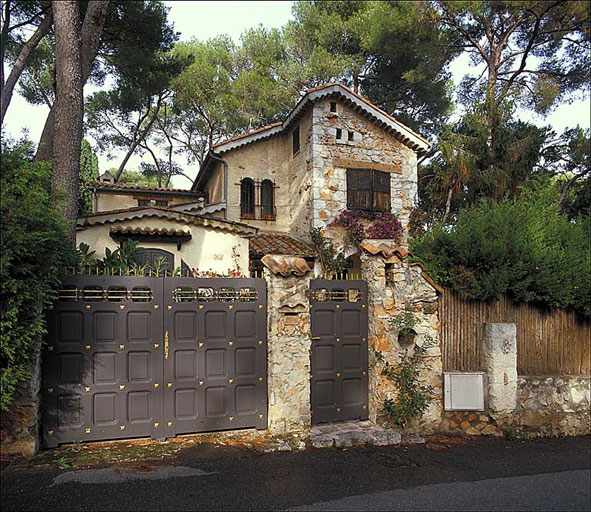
[76,217,250,275]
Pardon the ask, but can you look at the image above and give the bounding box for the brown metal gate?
[309,279,369,424]
[43,276,267,447]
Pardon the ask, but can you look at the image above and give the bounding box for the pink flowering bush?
[329,210,403,247]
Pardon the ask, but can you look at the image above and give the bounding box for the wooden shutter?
[372,170,391,212]
[347,168,372,210]
[240,179,255,218]
[261,179,275,219]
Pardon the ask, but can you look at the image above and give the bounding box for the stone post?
[482,323,517,414]
[263,259,313,434]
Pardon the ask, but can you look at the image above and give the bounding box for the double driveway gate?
[43,276,267,447]
[309,279,369,424]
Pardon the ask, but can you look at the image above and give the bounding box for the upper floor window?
[292,125,300,155]
[138,199,151,207]
[261,179,275,220]
[330,102,337,113]
[240,178,255,219]
[346,168,391,212]
[155,200,168,207]
[336,128,342,140]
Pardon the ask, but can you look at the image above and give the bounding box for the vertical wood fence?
[439,290,591,375]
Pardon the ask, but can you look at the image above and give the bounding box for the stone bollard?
[482,323,517,414]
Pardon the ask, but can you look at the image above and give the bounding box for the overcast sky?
[3,1,590,188]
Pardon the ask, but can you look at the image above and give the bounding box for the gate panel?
[163,278,267,436]
[310,280,368,424]
[43,276,164,448]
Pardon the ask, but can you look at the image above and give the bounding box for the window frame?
[137,199,151,207]
[240,178,256,219]
[136,248,174,274]
[155,199,169,207]
[346,168,391,213]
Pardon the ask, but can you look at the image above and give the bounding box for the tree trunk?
[0,12,52,125]
[51,0,83,240]
[35,1,109,162]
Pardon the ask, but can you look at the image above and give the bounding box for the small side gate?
[309,279,369,424]
[43,276,267,447]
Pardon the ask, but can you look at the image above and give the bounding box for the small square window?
[155,200,168,207]
[336,128,342,140]
[138,199,151,207]
[348,130,354,142]
[330,102,337,113]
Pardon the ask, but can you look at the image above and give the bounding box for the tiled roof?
[260,254,312,277]
[250,232,316,258]
[77,206,257,237]
[110,226,190,236]
[92,182,203,196]
[212,122,282,149]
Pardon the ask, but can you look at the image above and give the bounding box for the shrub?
[410,186,590,316]
[1,139,77,410]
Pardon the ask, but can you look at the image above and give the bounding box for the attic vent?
[336,128,342,140]
[330,102,337,113]
[444,372,484,411]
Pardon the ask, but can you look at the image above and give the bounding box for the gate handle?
[311,336,320,340]
[164,331,169,360]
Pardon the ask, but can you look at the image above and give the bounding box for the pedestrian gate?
[43,276,267,447]
[309,279,369,424]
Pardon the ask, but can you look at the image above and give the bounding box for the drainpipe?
[207,151,229,220]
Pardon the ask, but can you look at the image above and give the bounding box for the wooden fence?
[439,289,591,375]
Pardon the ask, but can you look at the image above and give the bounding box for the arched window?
[240,178,255,219]
[261,179,275,220]
[136,248,174,275]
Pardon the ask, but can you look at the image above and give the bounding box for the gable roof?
[77,206,256,237]
[193,83,431,192]
[216,83,429,154]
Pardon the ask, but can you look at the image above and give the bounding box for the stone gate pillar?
[482,323,517,414]
[359,240,443,433]
[262,255,313,434]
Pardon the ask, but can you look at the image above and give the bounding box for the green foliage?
[117,169,161,187]
[310,228,348,277]
[505,427,531,441]
[0,139,77,411]
[78,140,99,216]
[390,302,417,338]
[378,335,436,428]
[411,185,590,316]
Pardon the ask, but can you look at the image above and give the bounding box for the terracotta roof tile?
[212,122,282,149]
[250,232,316,258]
[110,227,190,236]
[260,254,312,277]
[92,182,203,196]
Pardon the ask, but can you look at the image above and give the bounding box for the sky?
[3,1,590,188]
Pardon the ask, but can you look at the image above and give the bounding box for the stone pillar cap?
[261,254,312,277]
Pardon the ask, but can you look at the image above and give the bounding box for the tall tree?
[78,138,99,215]
[33,0,176,161]
[51,0,84,239]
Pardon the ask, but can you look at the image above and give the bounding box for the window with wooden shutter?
[346,168,391,212]
[373,170,391,212]
[261,179,275,220]
[240,178,255,218]
[347,168,372,210]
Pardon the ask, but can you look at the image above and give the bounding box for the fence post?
[482,322,517,414]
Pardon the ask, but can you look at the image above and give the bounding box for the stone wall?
[264,269,312,434]
[359,241,443,434]
[310,98,418,245]
[442,376,590,437]
[0,353,42,456]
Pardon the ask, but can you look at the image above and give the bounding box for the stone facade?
[311,99,418,244]
[264,268,312,434]
[359,241,443,434]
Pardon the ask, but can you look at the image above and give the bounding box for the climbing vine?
[310,227,349,277]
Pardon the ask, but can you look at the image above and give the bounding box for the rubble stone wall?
[442,376,590,437]
[360,242,443,434]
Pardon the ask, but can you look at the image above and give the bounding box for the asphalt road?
[2,436,590,511]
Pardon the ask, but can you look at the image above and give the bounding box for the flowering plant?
[329,210,403,247]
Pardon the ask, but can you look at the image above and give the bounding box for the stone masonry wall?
[310,98,418,247]
[442,376,590,437]
[360,242,443,434]
[264,269,312,434]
